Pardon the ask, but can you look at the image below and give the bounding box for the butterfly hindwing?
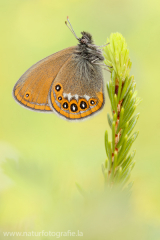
[49,54,105,120]
[13,47,76,111]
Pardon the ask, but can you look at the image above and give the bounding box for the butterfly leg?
[100,67,112,73]
[91,58,113,68]
[91,58,100,63]
[97,42,110,48]
[92,61,113,69]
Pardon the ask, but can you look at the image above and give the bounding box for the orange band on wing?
[50,81,104,120]
[13,77,53,111]
[80,109,92,118]
[90,92,104,114]
[69,113,81,119]
[59,109,70,118]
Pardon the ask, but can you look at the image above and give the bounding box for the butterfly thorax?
[75,31,104,63]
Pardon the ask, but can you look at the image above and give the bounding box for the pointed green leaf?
[107,82,110,98]
[105,130,109,158]
[108,47,116,71]
[123,90,134,111]
[132,90,138,98]
[122,150,136,170]
[113,112,117,122]
[117,77,122,102]
[120,170,131,187]
[102,163,108,182]
[124,97,136,116]
[113,151,118,171]
[109,80,115,111]
[111,151,118,181]
[105,158,109,169]
[116,107,124,133]
[123,104,136,124]
[107,113,113,128]
[111,70,116,95]
[123,76,134,100]
[114,94,118,114]
[122,89,133,109]
[127,113,140,136]
[121,160,135,178]
[121,132,139,161]
[130,161,136,171]
[108,141,112,169]
[117,135,128,164]
[114,166,122,183]
[116,122,129,148]
[120,76,129,100]
[112,121,116,152]
[135,97,142,107]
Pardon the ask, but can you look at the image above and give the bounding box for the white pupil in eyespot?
[80,101,87,109]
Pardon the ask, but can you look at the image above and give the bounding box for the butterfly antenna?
[65,16,80,40]
[65,21,77,39]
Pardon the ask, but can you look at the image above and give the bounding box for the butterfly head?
[65,17,93,46]
[79,32,93,45]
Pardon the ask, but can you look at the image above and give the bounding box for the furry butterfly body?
[13,19,107,120]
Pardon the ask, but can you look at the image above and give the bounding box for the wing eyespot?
[24,92,31,100]
[55,84,62,92]
[80,100,87,110]
[70,103,78,112]
[69,99,79,113]
[78,99,89,111]
[89,98,97,106]
[57,96,63,102]
[62,101,69,110]
[90,100,95,105]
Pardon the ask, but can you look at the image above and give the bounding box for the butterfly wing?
[49,55,105,120]
[13,47,76,111]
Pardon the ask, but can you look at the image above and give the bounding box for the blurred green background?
[0,0,160,239]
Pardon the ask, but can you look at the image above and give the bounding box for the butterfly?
[13,17,110,121]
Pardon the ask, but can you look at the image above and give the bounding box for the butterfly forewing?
[13,47,76,111]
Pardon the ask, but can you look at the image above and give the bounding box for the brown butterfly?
[13,17,110,121]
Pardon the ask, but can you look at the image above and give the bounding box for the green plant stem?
[103,33,141,189]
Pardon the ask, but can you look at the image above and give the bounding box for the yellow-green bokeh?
[0,0,160,239]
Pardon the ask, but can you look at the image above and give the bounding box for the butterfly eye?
[80,36,88,44]
[55,84,61,92]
